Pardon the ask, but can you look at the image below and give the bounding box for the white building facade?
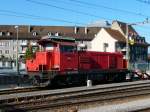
[89,28,118,52]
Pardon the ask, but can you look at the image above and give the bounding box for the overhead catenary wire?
[1,9,150,30]
[66,0,150,18]
[0,1,150,37]
[45,0,150,21]
[135,26,150,34]
[26,0,150,28]
[26,0,150,26]
[1,9,150,31]
[0,9,86,25]
[130,18,150,31]
[47,0,149,18]
[136,0,150,4]
[135,24,150,30]
[26,0,114,21]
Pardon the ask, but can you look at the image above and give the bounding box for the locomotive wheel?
[31,76,41,86]
[50,76,66,87]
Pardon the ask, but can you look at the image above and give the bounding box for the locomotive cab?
[37,37,78,72]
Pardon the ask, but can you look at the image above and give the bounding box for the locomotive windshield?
[60,45,77,52]
[44,43,54,51]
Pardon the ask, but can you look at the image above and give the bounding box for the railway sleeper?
[2,86,150,111]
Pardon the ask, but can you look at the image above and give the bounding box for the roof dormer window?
[55,32,59,36]
[6,32,12,36]
[33,32,38,36]
[48,32,52,36]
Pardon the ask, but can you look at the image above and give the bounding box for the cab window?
[60,45,76,52]
[44,43,54,51]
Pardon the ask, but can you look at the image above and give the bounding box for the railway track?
[1,80,150,111]
[0,86,41,95]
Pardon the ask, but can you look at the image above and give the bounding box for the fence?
[130,62,150,72]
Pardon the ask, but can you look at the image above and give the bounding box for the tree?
[24,46,33,60]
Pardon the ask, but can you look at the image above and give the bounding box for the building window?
[55,32,59,36]
[0,42,9,46]
[0,42,2,46]
[5,50,9,54]
[5,42,9,46]
[103,43,108,52]
[13,54,16,59]
[0,50,2,54]
[0,42,4,46]
[2,61,6,67]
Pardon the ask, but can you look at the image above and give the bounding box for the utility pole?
[126,18,149,69]
[126,24,129,69]
[15,26,19,75]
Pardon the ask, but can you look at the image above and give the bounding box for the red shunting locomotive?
[26,36,128,86]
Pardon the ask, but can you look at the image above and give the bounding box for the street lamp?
[15,25,19,75]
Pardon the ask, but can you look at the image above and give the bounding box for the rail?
[0,86,41,95]
[1,80,150,111]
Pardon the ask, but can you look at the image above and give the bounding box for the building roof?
[0,25,101,41]
[104,28,126,42]
[112,20,138,35]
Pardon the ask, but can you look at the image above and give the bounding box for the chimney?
[85,27,88,34]
[28,25,31,33]
[74,26,77,34]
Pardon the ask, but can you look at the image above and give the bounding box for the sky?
[0,0,150,42]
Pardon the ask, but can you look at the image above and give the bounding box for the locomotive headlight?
[54,65,59,69]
